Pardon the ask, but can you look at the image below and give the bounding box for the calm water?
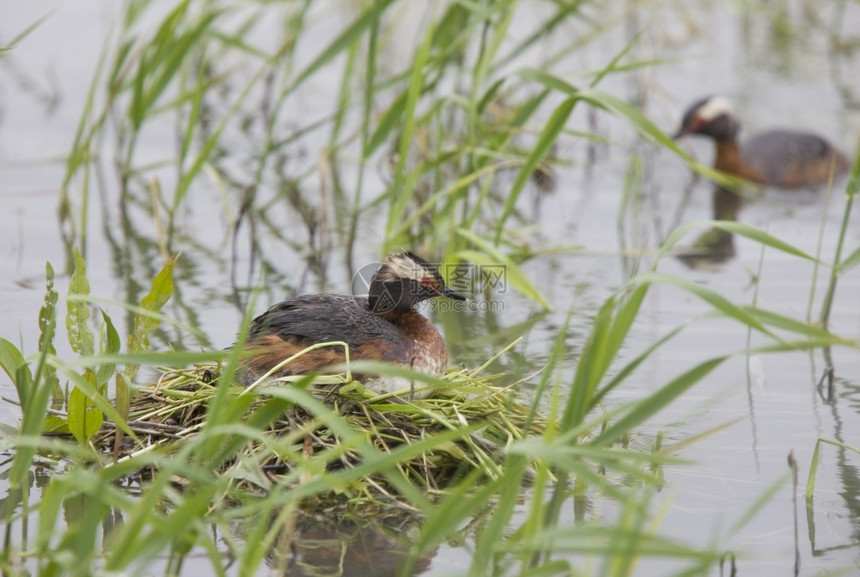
[2,1,860,575]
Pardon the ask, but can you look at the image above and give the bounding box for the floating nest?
[86,344,549,507]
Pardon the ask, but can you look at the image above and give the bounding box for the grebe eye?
[420,277,434,287]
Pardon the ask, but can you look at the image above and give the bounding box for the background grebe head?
[673,95,849,189]
[674,96,740,141]
[367,251,466,314]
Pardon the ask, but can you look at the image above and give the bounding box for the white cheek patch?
[697,96,733,122]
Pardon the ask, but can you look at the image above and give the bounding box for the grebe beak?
[442,287,467,301]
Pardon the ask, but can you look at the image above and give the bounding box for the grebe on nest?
[241,251,465,398]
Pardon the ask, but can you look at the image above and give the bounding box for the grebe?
[241,251,465,398]
[674,96,849,189]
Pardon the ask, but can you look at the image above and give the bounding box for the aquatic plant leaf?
[38,263,62,407]
[126,255,176,381]
[8,265,70,487]
[49,356,137,443]
[38,262,58,356]
[66,248,94,357]
[114,373,130,428]
[42,415,69,433]
[96,309,121,389]
[0,338,30,405]
[68,371,103,444]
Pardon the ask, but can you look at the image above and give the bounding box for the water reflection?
[806,378,860,557]
[262,511,434,576]
[675,186,742,269]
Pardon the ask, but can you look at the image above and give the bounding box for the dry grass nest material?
[90,354,549,505]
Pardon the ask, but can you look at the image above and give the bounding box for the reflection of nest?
[675,227,736,269]
[83,357,547,508]
[268,509,436,576]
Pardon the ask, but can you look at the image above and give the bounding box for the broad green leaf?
[96,309,121,388]
[43,415,70,433]
[66,248,94,357]
[0,338,30,406]
[68,371,103,444]
[126,255,177,381]
[7,263,65,485]
[47,356,138,444]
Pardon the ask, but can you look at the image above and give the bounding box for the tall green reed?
[3,216,857,576]
[63,0,676,308]
[6,0,857,575]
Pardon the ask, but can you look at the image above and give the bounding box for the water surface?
[2,1,860,575]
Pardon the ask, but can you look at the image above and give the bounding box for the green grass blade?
[125,255,176,381]
[47,356,140,444]
[385,10,435,241]
[68,376,103,444]
[494,94,578,242]
[593,357,727,447]
[455,230,552,310]
[285,0,394,100]
[633,271,777,339]
[0,338,31,408]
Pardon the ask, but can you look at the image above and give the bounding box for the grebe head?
[367,251,466,314]
[674,96,740,142]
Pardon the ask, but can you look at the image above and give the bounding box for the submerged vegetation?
[2,0,860,575]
